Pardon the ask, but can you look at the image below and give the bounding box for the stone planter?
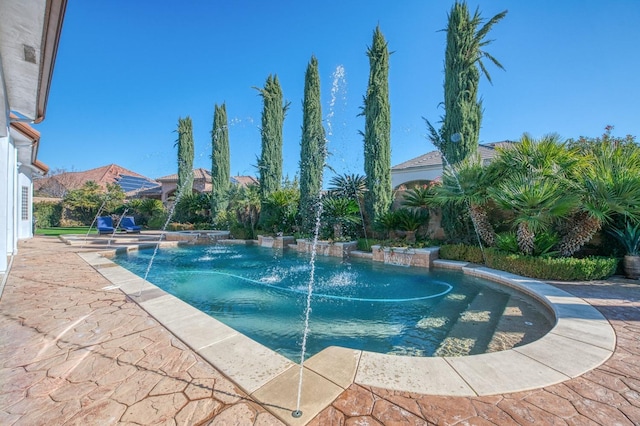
[623,255,640,279]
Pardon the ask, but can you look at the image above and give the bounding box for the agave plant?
[608,221,640,256]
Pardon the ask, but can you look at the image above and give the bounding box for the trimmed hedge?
[439,244,619,281]
[34,201,62,228]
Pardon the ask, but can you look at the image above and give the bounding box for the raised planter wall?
[371,245,439,268]
[258,235,296,249]
[295,239,358,258]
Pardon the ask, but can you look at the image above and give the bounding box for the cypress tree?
[256,75,289,203]
[211,103,230,219]
[362,26,392,226]
[440,1,507,165]
[298,56,326,234]
[427,1,506,242]
[175,116,194,197]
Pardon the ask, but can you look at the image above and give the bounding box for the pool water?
[114,244,553,361]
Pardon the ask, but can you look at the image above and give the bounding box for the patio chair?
[120,216,142,233]
[97,216,115,234]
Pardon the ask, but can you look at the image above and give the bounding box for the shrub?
[439,244,485,263]
[34,201,62,228]
[439,244,618,280]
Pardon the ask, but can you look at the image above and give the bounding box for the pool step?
[486,296,551,352]
[408,287,482,356]
[434,290,510,357]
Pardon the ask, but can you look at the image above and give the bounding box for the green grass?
[35,227,97,236]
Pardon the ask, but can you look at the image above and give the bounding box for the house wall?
[391,166,442,189]
[0,125,19,273]
[17,169,33,239]
[0,133,10,273]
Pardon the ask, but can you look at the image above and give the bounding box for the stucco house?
[1,0,67,275]
[156,168,259,204]
[390,141,515,189]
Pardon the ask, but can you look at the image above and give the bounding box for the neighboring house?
[0,0,67,274]
[156,168,258,203]
[390,141,516,189]
[34,164,160,198]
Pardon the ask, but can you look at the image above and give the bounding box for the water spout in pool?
[140,166,193,293]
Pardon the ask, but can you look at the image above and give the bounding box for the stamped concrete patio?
[1,235,639,425]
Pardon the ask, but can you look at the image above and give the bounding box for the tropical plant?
[489,172,578,255]
[328,173,367,201]
[395,208,429,232]
[361,26,392,226]
[260,183,299,235]
[374,210,400,239]
[175,116,194,195]
[299,55,327,235]
[321,196,361,240]
[432,155,499,246]
[227,183,261,239]
[558,136,640,256]
[211,103,230,218]
[63,181,124,225]
[608,221,640,256]
[401,185,435,211]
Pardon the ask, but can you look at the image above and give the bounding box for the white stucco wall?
[0,133,9,273]
[391,166,443,189]
[17,170,33,239]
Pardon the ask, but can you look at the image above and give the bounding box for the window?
[21,186,29,221]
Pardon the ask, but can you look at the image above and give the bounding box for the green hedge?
[439,244,619,281]
[34,201,62,228]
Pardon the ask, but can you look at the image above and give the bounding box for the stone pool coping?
[77,246,615,425]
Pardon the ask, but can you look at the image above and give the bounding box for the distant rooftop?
[392,141,516,171]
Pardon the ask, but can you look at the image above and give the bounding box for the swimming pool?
[114,244,553,361]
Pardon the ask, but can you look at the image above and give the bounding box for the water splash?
[326,65,346,138]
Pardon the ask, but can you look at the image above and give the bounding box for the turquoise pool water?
[114,244,552,361]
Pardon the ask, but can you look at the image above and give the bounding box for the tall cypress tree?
[175,116,194,197]
[298,56,326,234]
[426,1,507,242]
[211,103,230,219]
[438,1,507,165]
[362,26,392,226]
[256,74,289,203]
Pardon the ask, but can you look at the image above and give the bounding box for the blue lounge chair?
[97,216,115,234]
[120,216,142,233]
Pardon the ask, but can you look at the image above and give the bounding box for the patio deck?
[1,235,639,425]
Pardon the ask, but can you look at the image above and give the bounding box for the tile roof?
[391,141,516,171]
[34,164,156,194]
[156,168,211,182]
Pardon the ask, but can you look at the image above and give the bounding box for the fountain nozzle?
[292,410,303,418]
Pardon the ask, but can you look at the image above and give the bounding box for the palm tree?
[432,156,499,246]
[558,141,640,256]
[322,196,361,239]
[488,135,582,255]
[489,172,577,255]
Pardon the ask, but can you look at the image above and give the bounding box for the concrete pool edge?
[77,248,616,425]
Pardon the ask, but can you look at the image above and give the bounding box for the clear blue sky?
[36,0,640,181]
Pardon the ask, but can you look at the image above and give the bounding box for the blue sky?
[37,0,640,181]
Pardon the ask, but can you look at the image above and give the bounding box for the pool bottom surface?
[114,244,552,361]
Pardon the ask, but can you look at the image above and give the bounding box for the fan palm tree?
[558,141,640,256]
[432,155,499,246]
[489,172,578,255]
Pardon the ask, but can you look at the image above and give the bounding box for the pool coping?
[77,245,615,425]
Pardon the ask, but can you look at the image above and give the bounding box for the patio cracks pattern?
[0,238,283,425]
[2,237,640,425]
[309,281,640,425]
